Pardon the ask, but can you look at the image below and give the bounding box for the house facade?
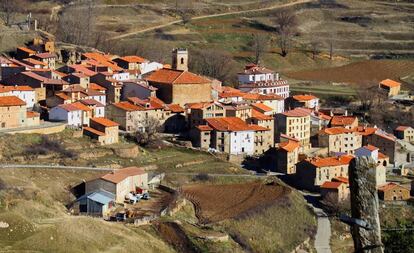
[318,127,362,155]
[275,108,311,151]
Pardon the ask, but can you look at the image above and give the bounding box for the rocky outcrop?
[349,157,384,253]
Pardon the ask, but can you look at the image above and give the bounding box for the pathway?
[109,0,313,40]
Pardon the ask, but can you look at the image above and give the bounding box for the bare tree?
[176,0,193,24]
[135,117,161,146]
[326,31,336,60]
[309,38,321,60]
[274,10,298,57]
[356,85,379,112]
[0,0,25,26]
[250,33,269,64]
[189,48,238,84]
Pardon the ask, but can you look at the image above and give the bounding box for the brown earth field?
[285,59,414,84]
[182,181,291,224]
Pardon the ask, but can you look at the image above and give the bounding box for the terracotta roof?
[0,96,26,106]
[251,103,273,112]
[374,130,396,142]
[364,144,379,151]
[23,58,47,66]
[22,71,48,82]
[333,176,349,183]
[80,99,104,107]
[57,103,81,112]
[119,55,147,63]
[330,116,357,126]
[279,140,300,152]
[196,125,213,131]
[26,111,39,118]
[83,126,105,136]
[280,133,300,142]
[378,152,388,159]
[320,181,344,190]
[354,126,377,136]
[55,92,71,100]
[292,94,318,101]
[243,93,283,101]
[68,64,97,77]
[101,167,146,184]
[240,65,274,75]
[282,107,311,117]
[320,127,353,135]
[205,117,254,132]
[82,52,122,71]
[380,79,401,88]
[90,117,119,127]
[89,83,106,91]
[251,109,273,120]
[112,101,143,111]
[34,52,56,59]
[396,126,412,132]
[166,104,184,113]
[146,68,210,85]
[72,102,92,112]
[309,156,352,167]
[248,124,269,131]
[186,101,214,110]
[219,91,245,98]
[17,47,35,54]
[378,182,408,192]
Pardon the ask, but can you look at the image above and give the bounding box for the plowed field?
[182,181,291,224]
[286,60,414,84]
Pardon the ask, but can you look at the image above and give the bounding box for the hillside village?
[0,21,414,252]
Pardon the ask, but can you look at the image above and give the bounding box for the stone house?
[378,183,410,201]
[275,108,311,152]
[121,80,157,100]
[85,167,148,203]
[31,52,57,69]
[288,94,319,110]
[318,127,362,155]
[106,101,144,132]
[145,68,212,106]
[79,99,105,118]
[295,155,353,191]
[247,109,275,147]
[186,101,226,128]
[0,96,27,129]
[224,103,252,121]
[0,85,36,109]
[379,79,401,97]
[83,117,119,145]
[276,140,300,174]
[354,145,387,187]
[394,126,414,143]
[320,179,350,203]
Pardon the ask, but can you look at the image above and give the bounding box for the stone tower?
[172,48,188,71]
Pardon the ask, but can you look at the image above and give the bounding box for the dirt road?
[109,0,313,40]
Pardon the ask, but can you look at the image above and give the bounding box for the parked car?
[142,192,151,200]
[115,212,126,222]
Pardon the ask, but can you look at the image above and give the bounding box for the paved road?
[300,191,332,253]
[109,0,313,40]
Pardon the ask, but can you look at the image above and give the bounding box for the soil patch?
[154,221,199,253]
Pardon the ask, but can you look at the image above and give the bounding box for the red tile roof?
[205,117,254,132]
[55,92,71,100]
[248,124,269,131]
[166,104,184,113]
[89,83,106,91]
[101,167,146,184]
[83,126,105,136]
[119,55,147,63]
[364,144,379,151]
[57,103,81,112]
[378,182,408,192]
[279,140,300,152]
[0,96,26,106]
[72,102,92,112]
[26,111,39,118]
[90,117,119,127]
[243,93,283,101]
[80,99,104,107]
[309,156,353,167]
[69,64,98,77]
[395,126,412,132]
[320,181,344,189]
[112,101,144,111]
[354,126,377,136]
[251,103,273,112]
[34,52,56,59]
[251,109,273,120]
[196,125,213,131]
[332,176,349,183]
[380,79,401,88]
[320,127,353,135]
[292,94,318,101]
[330,116,357,126]
[17,47,36,54]
[186,101,214,110]
[146,68,210,85]
[282,107,311,117]
[378,152,388,159]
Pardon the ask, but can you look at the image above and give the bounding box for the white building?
[355,145,379,161]
[8,86,36,109]
[237,64,290,98]
[49,104,83,127]
[228,130,255,155]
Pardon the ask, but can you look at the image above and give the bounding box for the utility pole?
[348,157,384,253]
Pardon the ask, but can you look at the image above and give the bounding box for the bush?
[25,136,77,158]
[193,173,210,182]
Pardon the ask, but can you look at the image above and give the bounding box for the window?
[181,58,184,64]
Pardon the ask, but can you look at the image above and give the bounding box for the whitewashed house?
[355,145,379,161]
[49,104,83,127]
[8,86,36,109]
[237,64,289,98]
